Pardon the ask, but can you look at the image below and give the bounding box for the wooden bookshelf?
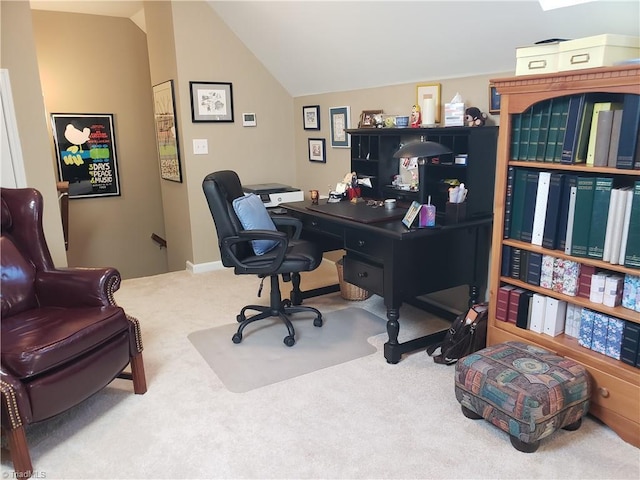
[489,65,640,448]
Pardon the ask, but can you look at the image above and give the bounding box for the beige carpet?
[2,263,639,479]
[188,307,385,393]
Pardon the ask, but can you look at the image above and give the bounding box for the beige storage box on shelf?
[558,34,640,71]
[515,41,561,76]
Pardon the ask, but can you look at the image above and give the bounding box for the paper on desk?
[335,183,347,194]
[357,178,372,188]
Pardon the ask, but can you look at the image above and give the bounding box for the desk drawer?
[344,228,388,261]
[343,257,383,295]
[300,215,343,238]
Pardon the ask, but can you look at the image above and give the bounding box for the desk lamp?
[392,138,452,204]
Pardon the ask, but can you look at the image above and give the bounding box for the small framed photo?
[358,109,383,128]
[308,138,326,163]
[402,201,422,229]
[242,113,257,127]
[189,81,234,122]
[303,105,320,130]
[329,106,350,148]
[489,84,501,115]
[416,83,441,124]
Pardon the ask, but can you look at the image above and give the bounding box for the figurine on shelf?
[410,104,421,128]
[465,107,488,127]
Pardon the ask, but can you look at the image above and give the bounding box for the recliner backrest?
[202,171,251,266]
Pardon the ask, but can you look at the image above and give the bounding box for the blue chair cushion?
[232,194,278,255]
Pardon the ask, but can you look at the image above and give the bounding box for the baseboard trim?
[186,257,336,274]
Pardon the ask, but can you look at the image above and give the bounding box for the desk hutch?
[489,65,640,447]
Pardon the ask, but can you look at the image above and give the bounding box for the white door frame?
[1,68,27,188]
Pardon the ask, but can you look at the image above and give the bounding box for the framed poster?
[489,83,501,115]
[51,113,120,199]
[308,138,326,163]
[329,106,350,148]
[416,83,441,124]
[303,105,320,130]
[152,80,182,182]
[189,81,234,122]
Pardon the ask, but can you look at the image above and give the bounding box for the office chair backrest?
[202,170,251,266]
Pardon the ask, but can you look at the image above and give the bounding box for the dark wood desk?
[282,200,492,364]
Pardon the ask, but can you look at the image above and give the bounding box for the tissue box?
[558,34,640,72]
[444,103,465,127]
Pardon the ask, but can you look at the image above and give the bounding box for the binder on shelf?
[507,288,526,324]
[525,252,543,286]
[510,247,523,280]
[586,177,613,260]
[516,291,534,329]
[606,109,624,168]
[570,177,596,257]
[529,293,546,334]
[527,103,543,161]
[510,115,522,160]
[593,109,615,167]
[561,259,580,297]
[603,275,623,308]
[520,171,539,243]
[590,312,610,355]
[503,166,515,239]
[539,254,555,289]
[560,94,587,164]
[623,180,640,268]
[605,318,625,360]
[612,188,632,265]
[542,172,564,250]
[618,187,636,265]
[578,308,595,349]
[620,321,640,366]
[518,106,533,161]
[501,244,512,277]
[536,100,552,161]
[556,175,578,252]
[585,103,620,166]
[616,93,640,169]
[543,297,567,337]
[546,97,570,163]
[509,169,528,240]
[531,171,551,246]
[496,285,516,322]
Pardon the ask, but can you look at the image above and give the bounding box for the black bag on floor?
[426,304,488,365]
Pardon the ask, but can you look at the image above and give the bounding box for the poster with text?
[51,113,121,198]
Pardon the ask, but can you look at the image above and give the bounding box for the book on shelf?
[610,188,632,265]
[529,293,546,334]
[564,185,578,255]
[556,175,577,252]
[602,188,621,263]
[577,264,596,299]
[536,101,552,161]
[578,308,595,349]
[605,317,625,360]
[516,291,533,330]
[616,93,640,169]
[539,254,555,289]
[561,259,580,297]
[509,169,528,240]
[531,171,551,246]
[518,106,533,161]
[551,257,565,293]
[527,102,543,161]
[545,97,570,163]
[510,247,522,280]
[503,166,515,239]
[542,172,564,250]
[496,285,516,322]
[603,275,623,308]
[623,180,640,268]
[589,272,607,304]
[501,244,512,277]
[575,94,622,164]
[585,103,621,166]
[520,171,539,243]
[560,94,587,164]
[607,109,624,168]
[593,109,615,167]
[564,304,580,339]
[620,321,640,366]
[507,288,526,324]
[590,312,609,355]
[586,177,613,260]
[543,297,567,337]
[618,187,636,265]
[510,114,522,160]
[622,274,640,312]
[570,177,596,257]
[525,252,542,286]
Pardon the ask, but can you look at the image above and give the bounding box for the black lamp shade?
[392,140,452,158]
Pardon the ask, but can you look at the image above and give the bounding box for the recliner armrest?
[35,267,121,308]
[272,216,302,240]
[222,229,288,274]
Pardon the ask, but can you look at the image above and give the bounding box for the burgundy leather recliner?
[0,187,147,476]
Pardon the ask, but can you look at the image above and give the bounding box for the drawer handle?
[598,387,610,398]
[358,271,368,278]
[570,53,590,65]
[528,59,547,70]
[358,240,365,247]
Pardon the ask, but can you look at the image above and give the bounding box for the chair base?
[233,275,322,346]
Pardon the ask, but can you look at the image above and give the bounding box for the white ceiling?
[30,1,640,97]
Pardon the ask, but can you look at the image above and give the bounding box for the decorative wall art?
[308,138,326,163]
[303,105,320,130]
[190,81,234,122]
[329,106,350,148]
[416,83,441,124]
[489,83,501,115]
[51,113,121,198]
[152,80,182,182]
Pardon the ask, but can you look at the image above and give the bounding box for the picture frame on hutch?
[51,113,121,199]
[329,106,350,148]
[416,83,441,124]
[358,109,383,128]
[189,81,234,122]
[489,83,501,115]
[308,138,326,163]
[152,80,182,182]
[303,105,320,130]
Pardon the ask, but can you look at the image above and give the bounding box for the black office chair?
[202,171,323,346]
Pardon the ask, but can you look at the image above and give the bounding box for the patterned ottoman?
[454,341,591,452]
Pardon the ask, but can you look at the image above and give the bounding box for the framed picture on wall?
[329,106,350,148]
[152,80,182,182]
[303,105,320,130]
[308,138,326,163]
[489,83,501,115]
[189,81,234,122]
[416,83,441,124]
[51,113,121,199]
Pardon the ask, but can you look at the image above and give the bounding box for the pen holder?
[445,202,467,224]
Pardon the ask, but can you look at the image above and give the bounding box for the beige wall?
[1,0,67,266]
[30,10,168,280]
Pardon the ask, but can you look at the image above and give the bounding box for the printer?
[242,183,304,207]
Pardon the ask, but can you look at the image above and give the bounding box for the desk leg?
[383,307,401,364]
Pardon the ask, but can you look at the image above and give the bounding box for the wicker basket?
[336,258,372,301]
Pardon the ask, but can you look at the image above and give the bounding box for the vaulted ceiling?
[30,1,640,97]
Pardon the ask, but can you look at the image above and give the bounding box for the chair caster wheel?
[562,418,582,431]
[232,333,242,344]
[283,336,295,347]
[461,405,482,420]
[510,435,539,453]
[313,316,323,327]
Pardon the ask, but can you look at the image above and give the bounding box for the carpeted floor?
[2,262,639,479]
